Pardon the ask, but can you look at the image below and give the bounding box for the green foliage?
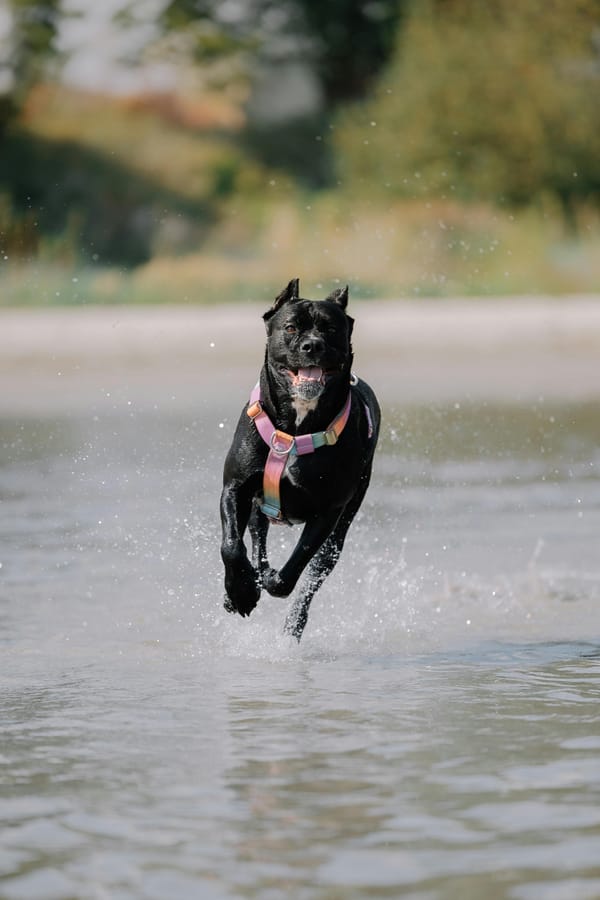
[336,0,600,210]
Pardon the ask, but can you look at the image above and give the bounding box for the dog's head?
[263,278,354,402]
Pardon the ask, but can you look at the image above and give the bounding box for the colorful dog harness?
[247,381,354,522]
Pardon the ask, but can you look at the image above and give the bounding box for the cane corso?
[220,278,380,640]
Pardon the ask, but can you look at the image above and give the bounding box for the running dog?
[220,278,380,640]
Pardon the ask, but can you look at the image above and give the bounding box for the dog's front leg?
[262,510,340,599]
[220,481,260,617]
[249,506,269,582]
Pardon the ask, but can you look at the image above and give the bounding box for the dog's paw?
[223,594,237,615]
[263,568,292,598]
[223,590,259,617]
[224,563,260,617]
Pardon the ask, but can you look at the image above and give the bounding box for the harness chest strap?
[247,381,372,522]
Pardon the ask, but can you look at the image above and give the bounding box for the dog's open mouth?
[287,366,325,386]
[285,366,331,399]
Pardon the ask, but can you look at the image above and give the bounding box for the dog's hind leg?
[283,537,342,641]
[262,509,340,600]
[284,467,373,641]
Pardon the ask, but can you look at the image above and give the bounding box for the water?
[2,309,600,899]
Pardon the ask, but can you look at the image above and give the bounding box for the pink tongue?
[297,367,323,382]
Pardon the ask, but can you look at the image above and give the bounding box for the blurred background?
[1,0,600,306]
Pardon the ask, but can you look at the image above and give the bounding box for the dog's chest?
[292,397,318,426]
[280,451,330,492]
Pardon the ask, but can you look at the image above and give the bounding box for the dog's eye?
[285,325,297,334]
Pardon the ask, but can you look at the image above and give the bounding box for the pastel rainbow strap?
[247,382,353,522]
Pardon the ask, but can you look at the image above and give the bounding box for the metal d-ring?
[270,432,294,456]
[350,372,359,386]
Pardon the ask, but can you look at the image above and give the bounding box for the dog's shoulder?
[222,402,266,482]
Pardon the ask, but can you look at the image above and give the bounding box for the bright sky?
[58,0,173,94]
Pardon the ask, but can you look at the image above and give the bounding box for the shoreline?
[2,296,600,414]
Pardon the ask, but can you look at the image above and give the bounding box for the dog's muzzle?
[287,366,326,400]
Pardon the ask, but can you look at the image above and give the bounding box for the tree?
[160,0,404,106]
[337,0,600,211]
[157,0,405,184]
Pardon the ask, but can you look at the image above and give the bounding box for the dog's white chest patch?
[292,397,318,426]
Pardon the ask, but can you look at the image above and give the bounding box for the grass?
[3,197,600,307]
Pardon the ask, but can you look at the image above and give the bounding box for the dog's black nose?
[300,336,325,356]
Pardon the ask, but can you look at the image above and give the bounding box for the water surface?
[2,342,600,899]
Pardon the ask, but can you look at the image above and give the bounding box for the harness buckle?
[324,428,338,446]
[270,430,295,456]
[247,400,262,419]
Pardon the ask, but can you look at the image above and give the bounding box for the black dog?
[220,278,380,640]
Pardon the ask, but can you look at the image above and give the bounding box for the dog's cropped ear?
[324,285,349,310]
[263,278,300,326]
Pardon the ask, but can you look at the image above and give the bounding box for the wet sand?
[2,296,600,414]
